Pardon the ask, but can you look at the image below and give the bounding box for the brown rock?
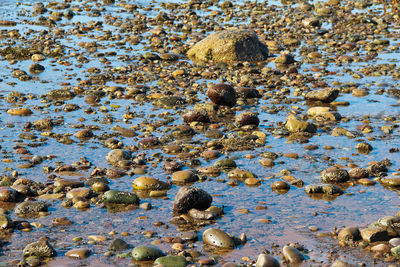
[65,248,91,259]
[207,84,236,106]
[360,227,390,243]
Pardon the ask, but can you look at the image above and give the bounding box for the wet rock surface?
[187,29,268,63]
[172,186,212,215]
[23,238,56,258]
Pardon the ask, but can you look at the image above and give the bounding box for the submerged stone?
[102,190,139,205]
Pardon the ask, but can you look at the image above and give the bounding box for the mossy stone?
[131,245,165,261]
[154,255,187,267]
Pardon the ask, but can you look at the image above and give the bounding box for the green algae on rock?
[187,29,268,63]
[131,245,165,261]
[102,190,140,205]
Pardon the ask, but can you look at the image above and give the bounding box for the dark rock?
[182,110,210,123]
[207,84,236,107]
[172,186,212,215]
[366,162,388,176]
[338,227,361,242]
[14,201,48,218]
[360,227,390,242]
[203,228,235,249]
[356,142,373,154]
[235,87,261,99]
[235,112,260,127]
[348,168,368,179]
[305,184,342,195]
[321,168,350,183]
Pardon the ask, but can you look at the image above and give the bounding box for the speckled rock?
[207,84,236,107]
[102,190,140,205]
[282,245,305,264]
[305,88,339,103]
[285,114,317,133]
[33,119,53,130]
[348,168,368,179]
[187,29,268,63]
[65,248,91,259]
[391,245,400,258]
[338,227,361,242]
[105,149,131,165]
[14,201,48,217]
[321,168,349,183]
[203,228,235,249]
[305,184,342,195]
[0,187,16,202]
[188,208,216,220]
[356,142,373,154]
[256,253,281,267]
[214,158,237,169]
[23,238,56,258]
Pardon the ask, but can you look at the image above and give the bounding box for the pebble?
[202,228,235,249]
[304,88,339,103]
[235,112,260,127]
[65,248,91,259]
[187,29,268,63]
[338,227,361,242]
[390,238,400,247]
[7,108,32,116]
[173,186,212,214]
[256,253,281,267]
[172,170,199,184]
[132,176,171,190]
[207,84,237,106]
[282,245,305,264]
[131,245,165,261]
[321,168,350,183]
[102,190,140,204]
[14,201,48,218]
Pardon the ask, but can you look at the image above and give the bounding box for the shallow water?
[0,0,400,266]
